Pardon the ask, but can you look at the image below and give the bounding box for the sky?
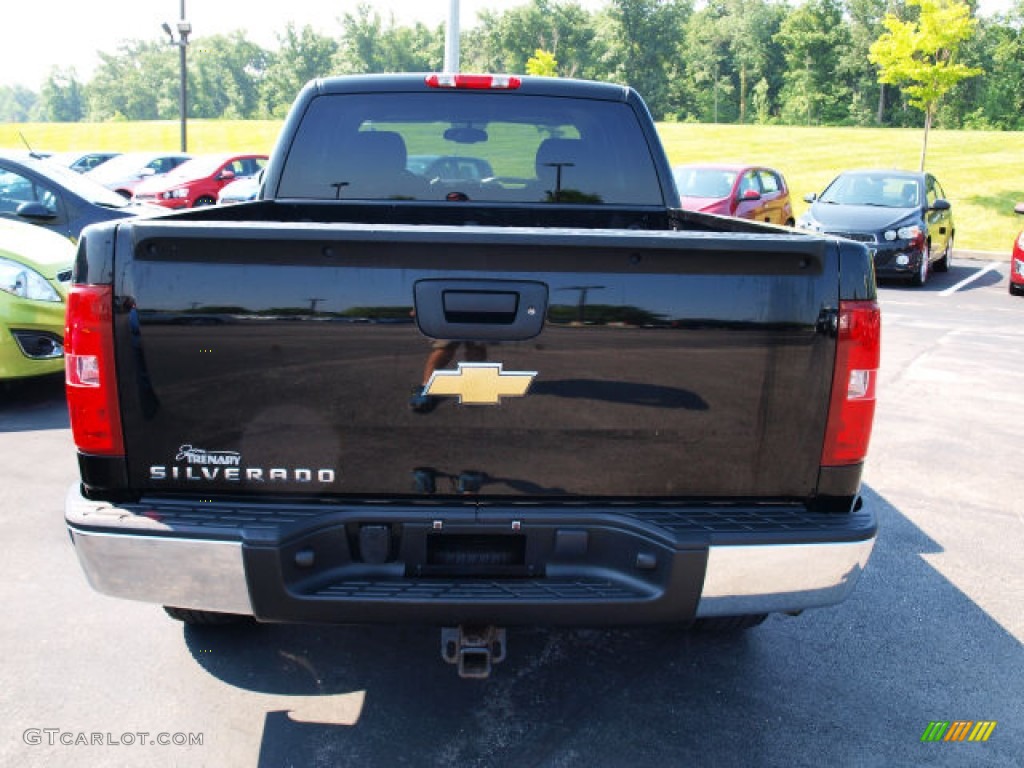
[0,0,1015,91]
[0,0,572,90]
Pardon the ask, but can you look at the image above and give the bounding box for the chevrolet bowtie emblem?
[424,362,537,405]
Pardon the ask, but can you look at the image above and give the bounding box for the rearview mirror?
[803,192,817,203]
[929,199,951,211]
[1014,202,1024,215]
[444,127,488,144]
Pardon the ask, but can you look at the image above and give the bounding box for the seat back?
[534,138,602,203]
[330,131,427,200]
[900,182,919,207]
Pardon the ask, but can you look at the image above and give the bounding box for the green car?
[0,218,74,380]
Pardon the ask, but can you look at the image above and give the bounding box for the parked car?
[1011,202,1024,297]
[47,151,121,174]
[85,151,193,199]
[0,218,74,380]
[217,169,263,204]
[798,169,954,286]
[0,150,152,242]
[673,163,794,226]
[133,153,268,209]
[407,154,495,182]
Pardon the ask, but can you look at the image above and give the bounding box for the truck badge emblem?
[424,362,537,405]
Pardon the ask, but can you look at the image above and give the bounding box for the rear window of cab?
[277,92,664,206]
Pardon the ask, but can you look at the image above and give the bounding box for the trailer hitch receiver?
[441,625,507,679]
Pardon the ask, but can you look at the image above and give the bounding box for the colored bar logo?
[921,721,997,742]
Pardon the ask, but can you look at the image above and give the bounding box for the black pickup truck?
[64,74,879,677]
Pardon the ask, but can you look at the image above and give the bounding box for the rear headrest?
[348,131,408,177]
[535,138,585,178]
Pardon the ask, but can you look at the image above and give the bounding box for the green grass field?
[3,120,1021,253]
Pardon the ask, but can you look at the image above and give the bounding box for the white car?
[217,171,263,204]
[85,152,193,199]
[47,151,121,174]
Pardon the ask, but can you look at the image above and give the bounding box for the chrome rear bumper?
[696,540,873,617]
[66,485,876,621]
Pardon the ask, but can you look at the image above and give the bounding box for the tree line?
[1,0,1021,130]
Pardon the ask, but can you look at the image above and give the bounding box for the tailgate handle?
[414,279,548,341]
[443,290,518,324]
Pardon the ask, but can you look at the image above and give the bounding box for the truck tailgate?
[115,220,838,501]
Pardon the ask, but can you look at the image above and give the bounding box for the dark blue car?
[798,169,955,286]
[0,150,155,242]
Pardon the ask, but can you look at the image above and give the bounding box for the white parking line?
[939,261,1004,297]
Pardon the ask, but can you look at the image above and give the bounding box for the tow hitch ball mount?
[441,625,507,679]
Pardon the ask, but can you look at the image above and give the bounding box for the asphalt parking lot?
[0,256,1020,767]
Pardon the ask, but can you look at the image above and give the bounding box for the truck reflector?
[67,354,101,388]
[65,284,124,456]
[847,369,874,400]
[425,74,522,90]
[822,300,880,466]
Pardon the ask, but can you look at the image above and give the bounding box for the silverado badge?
[424,362,537,405]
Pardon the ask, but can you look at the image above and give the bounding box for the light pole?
[161,1,191,152]
[444,0,460,73]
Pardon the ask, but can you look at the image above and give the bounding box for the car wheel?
[935,234,953,273]
[163,606,247,625]
[911,244,931,286]
[193,196,216,207]
[1011,282,1024,297]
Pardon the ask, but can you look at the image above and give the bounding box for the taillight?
[65,285,124,455]
[822,300,880,466]
[425,74,522,90]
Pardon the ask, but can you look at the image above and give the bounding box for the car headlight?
[884,225,926,253]
[161,187,190,199]
[0,256,62,302]
[1013,258,1024,278]
[884,225,922,241]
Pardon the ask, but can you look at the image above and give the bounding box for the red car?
[1011,202,1024,297]
[133,153,267,209]
[673,163,794,227]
